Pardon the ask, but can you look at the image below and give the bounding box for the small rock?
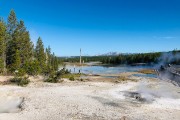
[120,116,128,120]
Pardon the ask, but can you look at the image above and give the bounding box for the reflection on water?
[63,64,154,75]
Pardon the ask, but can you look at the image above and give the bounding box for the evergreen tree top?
[7,9,18,35]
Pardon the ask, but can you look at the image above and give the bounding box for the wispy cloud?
[153,36,177,39]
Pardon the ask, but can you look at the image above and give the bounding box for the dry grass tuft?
[138,69,155,74]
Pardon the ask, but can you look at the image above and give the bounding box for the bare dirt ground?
[0,73,180,120]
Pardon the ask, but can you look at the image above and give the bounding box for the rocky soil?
[0,73,180,120]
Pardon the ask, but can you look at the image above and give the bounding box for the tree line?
[101,52,161,65]
[0,10,59,75]
[103,50,180,65]
[61,50,180,65]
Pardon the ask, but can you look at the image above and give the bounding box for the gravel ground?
[0,75,180,120]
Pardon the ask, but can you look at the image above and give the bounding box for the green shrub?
[69,76,75,81]
[10,77,30,86]
[15,69,26,77]
[18,78,30,86]
[44,68,77,83]
[44,74,58,83]
[62,73,81,79]
[45,77,58,83]
[56,68,70,78]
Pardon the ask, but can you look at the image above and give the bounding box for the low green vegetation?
[61,73,81,79]
[9,77,30,86]
[69,76,75,81]
[117,76,128,81]
[44,68,82,83]
[115,76,137,83]
[44,74,59,83]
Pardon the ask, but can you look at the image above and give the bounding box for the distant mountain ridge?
[96,52,119,56]
[95,52,132,56]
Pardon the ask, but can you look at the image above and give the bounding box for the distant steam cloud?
[155,51,180,86]
[158,52,180,67]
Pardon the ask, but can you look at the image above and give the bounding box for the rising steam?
[0,96,24,113]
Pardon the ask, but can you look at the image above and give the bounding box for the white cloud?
[153,36,177,39]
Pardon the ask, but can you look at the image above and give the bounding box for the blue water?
[133,74,157,78]
[64,64,154,75]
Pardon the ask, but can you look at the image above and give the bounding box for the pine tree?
[7,10,18,35]
[46,46,51,65]
[14,20,33,64]
[6,10,18,67]
[54,56,59,71]
[6,19,34,72]
[44,46,52,74]
[51,52,59,71]
[0,20,7,73]
[35,37,46,73]
[11,49,21,71]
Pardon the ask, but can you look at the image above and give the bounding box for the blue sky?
[0,0,180,56]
